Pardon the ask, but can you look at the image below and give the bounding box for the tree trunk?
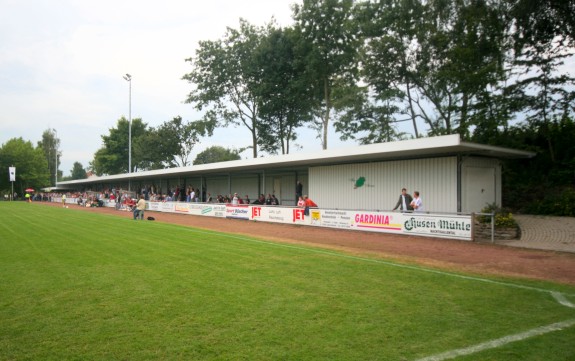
[323,78,330,150]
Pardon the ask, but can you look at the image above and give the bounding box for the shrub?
[524,187,575,216]
[479,203,518,228]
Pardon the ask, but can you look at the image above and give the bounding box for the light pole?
[53,128,58,187]
[123,74,132,177]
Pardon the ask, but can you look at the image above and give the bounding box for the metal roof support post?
[457,154,462,213]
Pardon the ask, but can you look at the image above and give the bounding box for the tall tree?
[502,0,575,162]
[183,19,268,158]
[292,0,360,149]
[91,117,148,176]
[136,116,215,168]
[37,129,61,186]
[193,146,243,165]
[359,0,507,137]
[254,26,315,154]
[70,162,87,180]
[0,138,50,194]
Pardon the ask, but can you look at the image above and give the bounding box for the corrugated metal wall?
[309,157,458,213]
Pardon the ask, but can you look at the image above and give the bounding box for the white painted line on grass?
[552,292,575,308]
[414,318,575,361]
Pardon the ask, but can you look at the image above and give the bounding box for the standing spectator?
[393,188,414,212]
[232,193,239,205]
[295,180,303,204]
[134,195,146,220]
[410,191,424,212]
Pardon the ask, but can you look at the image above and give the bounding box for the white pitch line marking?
[552,292,575,308]
[415,319,575,361]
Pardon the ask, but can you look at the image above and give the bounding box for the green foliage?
[70,162,87,180]
[293,0,360,149]
[91,117,148,175]
[253,26,314,154]
[523,187,575,217]
[183,19,268,158]
[136,116,215,169]
[193,146,242,165]
[479,203,518,228]
[479,117,575,216]
[36,129,60,187]
[0,138,50,195]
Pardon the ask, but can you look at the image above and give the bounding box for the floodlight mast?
[123,74,132,190]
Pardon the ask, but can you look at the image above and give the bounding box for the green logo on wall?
[350,176,374,189]
[354,177,366,189]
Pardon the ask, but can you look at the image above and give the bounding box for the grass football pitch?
[0,203,574,360]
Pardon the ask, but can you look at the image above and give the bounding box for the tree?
[253,26,315,154]
[334,88,408,144]
[183,19,268,158]
[359,0,507,138]
[70,162,87,180]
[193,146,243,165]
[37,128,61,186]
[501,0,575,162]
[136,116,215,169]
[292,0,360,149]
[91,117,148,176]
[0,138,50,195]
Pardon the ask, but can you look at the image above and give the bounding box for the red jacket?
[305,199,318,207]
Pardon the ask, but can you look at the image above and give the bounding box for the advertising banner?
[9,167,16,182]
[251,206,308,225]
[190,204,226,218]
[225,204,250,220]
[401,214,472,240]
[350,211,403,233]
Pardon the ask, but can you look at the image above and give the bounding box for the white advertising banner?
[225,204,251,220]
[9,167,16,182]
[250,205,308,225]
[306,209,472,240]
[401,213,472,239]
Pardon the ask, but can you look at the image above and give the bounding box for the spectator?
[392,188,413,212]
[296,180,303,204]
[410,191,424,212]
[134,195,146,220]
[297,196,305,208]
[303,195,318,216]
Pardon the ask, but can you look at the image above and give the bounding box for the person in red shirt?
[303,195,318,215]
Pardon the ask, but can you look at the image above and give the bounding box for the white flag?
[9,167,16,182]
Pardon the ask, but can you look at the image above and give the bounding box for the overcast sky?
[0,0,356,176]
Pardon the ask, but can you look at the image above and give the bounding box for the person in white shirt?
[410,191,424,212]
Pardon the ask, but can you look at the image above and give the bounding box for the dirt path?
[44,203,575,286]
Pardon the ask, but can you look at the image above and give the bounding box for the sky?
[0,0,355,176]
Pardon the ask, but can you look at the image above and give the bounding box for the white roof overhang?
[58,134,535,186]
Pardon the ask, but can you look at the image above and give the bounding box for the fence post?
[491,212,495,244]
